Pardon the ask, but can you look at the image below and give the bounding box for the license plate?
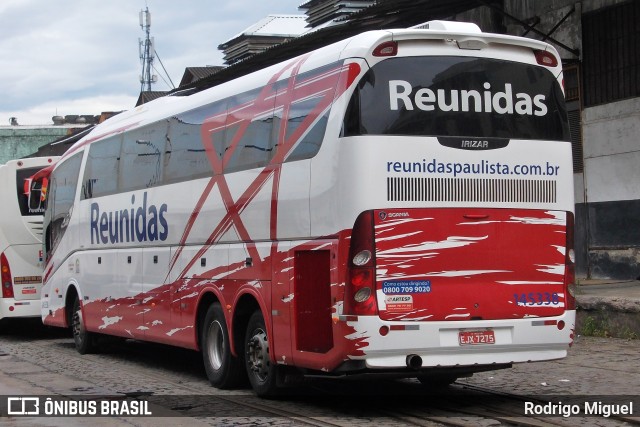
[459,330,495,346]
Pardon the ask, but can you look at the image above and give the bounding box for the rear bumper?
[341,310,575,369]
[0,298,41,320]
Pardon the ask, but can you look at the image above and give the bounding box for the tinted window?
[225,116,275,173]
[344,56,570,141]
[49,153,82,252]
[171,99,228,177]
[164,117,214,184]
[223,88,276,173]
[287,111,329,162]
[82,136,121,199]
[120,125,166,192]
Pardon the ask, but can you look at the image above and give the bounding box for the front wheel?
[72,296,96,354]
[245,310,279,397]
[201,303,245,389]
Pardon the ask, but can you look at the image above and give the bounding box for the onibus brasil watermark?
[7,396,152,416]
[525,400,634,418]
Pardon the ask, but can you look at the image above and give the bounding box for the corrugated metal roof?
[179,66,225,87]
[300,0,376,28]
[219,15,308,49]
[177,0,481,94]
[135,91,169,106]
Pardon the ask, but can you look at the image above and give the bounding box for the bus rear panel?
[0,158,56,320]
[330,25,574,373]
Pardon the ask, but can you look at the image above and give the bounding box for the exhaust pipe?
[406,354,422,369]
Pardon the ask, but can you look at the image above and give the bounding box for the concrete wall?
[579,97,640,279]
[582,98,640,203]
[503,0,581,62]
[0,127,77,164]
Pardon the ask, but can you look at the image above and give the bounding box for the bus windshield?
[344,56,570,141]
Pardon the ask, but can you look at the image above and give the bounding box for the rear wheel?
[201,303,244,388]
[245,310,279,397]
[72,296,96,354]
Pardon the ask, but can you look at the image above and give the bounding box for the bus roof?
[60,23,562,161]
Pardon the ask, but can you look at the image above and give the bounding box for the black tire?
[72,296,96,354]
[245,310,279,397]
[201,303,245,389]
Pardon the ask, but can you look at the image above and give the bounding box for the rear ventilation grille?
[26,219,44,237]
[387,177,557,203]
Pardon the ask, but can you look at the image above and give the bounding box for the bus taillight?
[373,41,398,57]
[533,49,558,67]
[564,212,576,310]
[344,211,378,316]
[1,253,14,299]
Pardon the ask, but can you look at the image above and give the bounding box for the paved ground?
[0,318,638,426]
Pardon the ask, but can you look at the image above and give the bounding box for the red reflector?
[533,49,558,67]
[379,326,389,336]
[558,320,565,330]
[373,41,398,57]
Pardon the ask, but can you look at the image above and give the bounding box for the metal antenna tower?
[139,7,157,93]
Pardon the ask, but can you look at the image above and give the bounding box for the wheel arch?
[231,293,261,359]
[195,291,222,351]
[63,282,80,329]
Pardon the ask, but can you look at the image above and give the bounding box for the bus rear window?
[344,56,570,141]
[16,167,46,216]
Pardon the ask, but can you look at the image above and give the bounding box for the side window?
[165,117,216,184]
[287,111,329,162]
[283,96,321,142]
[49,153,82,253]
[224,88,275,173]
[275,66,335,163]
[343,83,362,137]
[168,99,227,180]
[120,124,166,192]
[82,136,121,199]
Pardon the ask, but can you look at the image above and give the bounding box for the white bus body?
[0,157,57,320]
[41,22,576,396]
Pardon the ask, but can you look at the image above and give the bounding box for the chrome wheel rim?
[206,320,224,370]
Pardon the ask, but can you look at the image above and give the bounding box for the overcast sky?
[0,0,304,125]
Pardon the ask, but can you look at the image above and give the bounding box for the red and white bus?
[0,157,57,323]
[41,21,575,396]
